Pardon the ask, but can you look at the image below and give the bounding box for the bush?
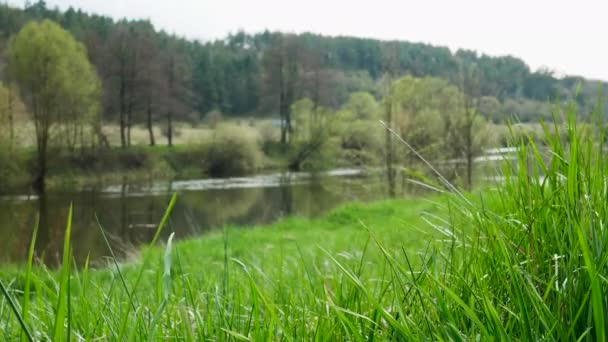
[341,119,383,151]
[0,145,28,191]
[257,120,280,145]
[204,110,223,129]
[203,124,263,177]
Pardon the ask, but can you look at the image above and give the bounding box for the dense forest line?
[1,0,605,134]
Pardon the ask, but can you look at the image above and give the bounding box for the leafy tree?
[478,96,502,123]
[338,92,383,166]
[7,19,100,190]
[289,98,341,170]
[391,76,448,162]
[343,91,379,120]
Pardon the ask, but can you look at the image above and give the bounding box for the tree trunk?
[127,98,132,147]
[147,100,155,146]
[167,111,173,147]
[119,73,127,148]
[385,84,396,198]
[465,120,474,191]
[166,55,175,147]
[34,130,48,193]
[279,82,287,145]
[7,85,14,153]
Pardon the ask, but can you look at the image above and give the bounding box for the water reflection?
[0,170,388,267]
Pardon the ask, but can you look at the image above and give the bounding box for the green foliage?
[0,142,27,191]
[340,119,383,151]
[8,20,100,127]
[8,19,101,187]
[477,95,501,122]
[203,124,263,176]
[503,97,551,122]
[342,91,379,121]
[391,76,456,159]
[288,98,343,170]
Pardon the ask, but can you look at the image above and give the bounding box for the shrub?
[257,120,280,146]
[203,124,263,177]
[204,110,223,129]
[341,119,383,151]
[0,145,28,191]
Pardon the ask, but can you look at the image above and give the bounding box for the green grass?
[2,102,608,340]
[0,195,443,340]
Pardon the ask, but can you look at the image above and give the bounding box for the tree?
[343,91,378,120]
[382,43,399,197]
[8,19,100,191]
[107,22,148,148]
[300,47,338,110]
[454,63,487,190]
[289,97,340,170]
[137,27,162,146]
[391,76,450,161]
[262,34,301,145]
[107,23,131,148]
[159,43,191,147]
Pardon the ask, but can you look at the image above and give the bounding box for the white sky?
[8,0,608,81]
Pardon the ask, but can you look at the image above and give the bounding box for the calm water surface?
[0,169,395,267]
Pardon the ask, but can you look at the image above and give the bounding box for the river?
[0,169,398,267]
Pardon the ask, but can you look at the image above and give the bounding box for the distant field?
[7,119,279,148]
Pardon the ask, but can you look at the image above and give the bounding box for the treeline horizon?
[1,1,605,138]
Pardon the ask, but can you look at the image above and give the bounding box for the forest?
[1,1,604,127]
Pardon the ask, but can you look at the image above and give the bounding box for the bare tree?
[137,29,162,146]
[458,62,484,190]
[159,38,192,147]
[300,47,338,136]
[262,34,301,145]
[382,43,399,197]
[108,24,131,148]
[107,23,144,148]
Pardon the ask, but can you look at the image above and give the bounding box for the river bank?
[0,197,441,339]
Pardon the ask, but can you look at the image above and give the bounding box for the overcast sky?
[9,0,608,81]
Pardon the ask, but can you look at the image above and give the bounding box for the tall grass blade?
[20,214,39,342]
[53,204,73,342]
[117,193,177,340]
[148,232,175,341]
[0,280,33,342]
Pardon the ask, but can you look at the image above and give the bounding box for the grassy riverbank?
[0,197,443,340]
[2,107,608,340]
